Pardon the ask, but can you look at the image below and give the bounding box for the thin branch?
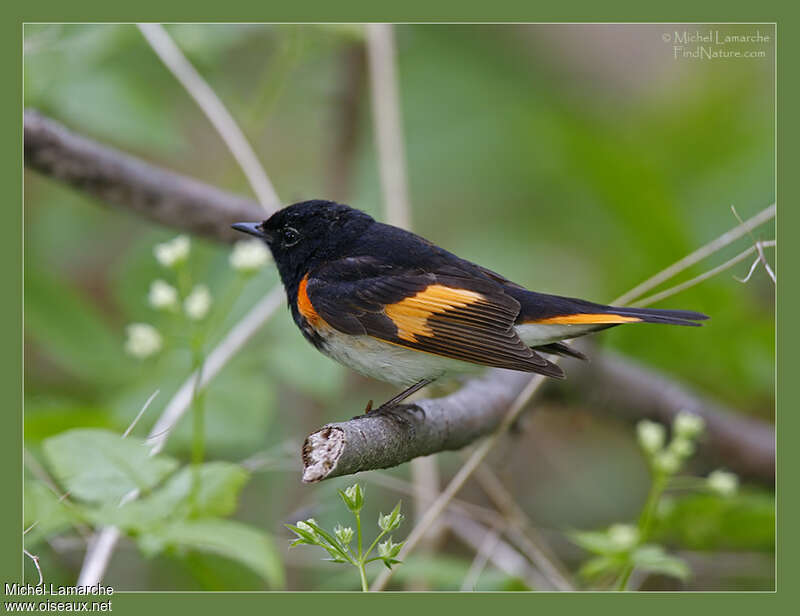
[137,24,279,211]
[370,374,548,590]
[460,523,500,591]
[613,203,775,305]
[24,110,265,243]
[24,549,43,586]
[366,24,412,230]
[633,240,775,308]
[302,369,543,482]
[446,513,550,590]
[122,389,160,438]
[471,462,574,590]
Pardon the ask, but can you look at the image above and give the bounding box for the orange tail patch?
[530,313,642,325]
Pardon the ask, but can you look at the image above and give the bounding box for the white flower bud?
[636,420,665,454]
[148,279,178,310]
[154,235,191,268]
[125,323,163,358]
[607,524,639,550]
[296,520,318,539]
[334,525,354,546]
[707,470,739,497]
[674,411,705,439]
[654,450,681,474]
[184,285,211,320]
[669,436,695,458]
[230,239,271,273]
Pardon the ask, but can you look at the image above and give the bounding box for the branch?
[23,109,265,243]
[302,368,535,483]
[558,347,774,483]
[613,203,775,305]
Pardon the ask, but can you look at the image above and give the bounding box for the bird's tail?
[511,289,710,327]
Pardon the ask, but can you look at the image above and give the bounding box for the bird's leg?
[370,379,434,414]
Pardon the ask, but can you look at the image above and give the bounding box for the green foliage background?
[23,24,774,591]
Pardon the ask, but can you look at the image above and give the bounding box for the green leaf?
[42,429,178,503]
[140,519,285,588]
[578,555,623,580]
[569,530,625,556]
[90,462,248,530]
[631,545,691,581]
[655,491,774,552]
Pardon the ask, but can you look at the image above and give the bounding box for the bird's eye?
[282,227,300,247]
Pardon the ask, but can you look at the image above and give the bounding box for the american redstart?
[233,200,708,412]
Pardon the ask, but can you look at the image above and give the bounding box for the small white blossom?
[607,524,639,551]
[334,524,354,546]
[184,285,211,320]
[154,235,191,268]
[637,420,665,454]
[296,519,318,539]
[669,436,695,459]
[230,239,271,273]
[148,279,179,310]
[707,470,739,497]
[125,323,163,358]
[674,411,705,439]
[654,450,681,474]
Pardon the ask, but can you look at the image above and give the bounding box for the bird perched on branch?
[233,200,708,412]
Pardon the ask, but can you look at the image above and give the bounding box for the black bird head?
[232,200,373,290]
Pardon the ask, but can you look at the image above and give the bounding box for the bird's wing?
[303,257,564,378]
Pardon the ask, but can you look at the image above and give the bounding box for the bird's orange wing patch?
[297,273,328,329]
[384,284,484,342]
[530,313,642,325]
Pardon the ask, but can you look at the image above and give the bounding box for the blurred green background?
[23,24,774,591]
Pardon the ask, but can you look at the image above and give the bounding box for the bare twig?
[137,24,279,211]
[446,513,550,590]
[24,110,265,242]
[302,369,543,482]
[471,463,574,590]
[633,240,775,307]
[24,549,43,585]
[613,203,775,305]
[460,523,501,591]
[122,389,160,438]
[370,374,548,590]
[731,205,776,284]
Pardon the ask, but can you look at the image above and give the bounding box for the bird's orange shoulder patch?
[297,274,327,329]
[384,284,484,342]
[530,313,642,325]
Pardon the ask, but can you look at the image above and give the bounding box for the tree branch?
[303,350,774,486]
[24,109,266,243]
[302,369,535,483]
[556,347,774,483]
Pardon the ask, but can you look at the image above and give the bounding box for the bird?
[233,200,708,413]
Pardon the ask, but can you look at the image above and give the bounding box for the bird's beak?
[231,222,270,241]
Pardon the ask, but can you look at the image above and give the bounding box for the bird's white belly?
[316,323,595,387]
[318,329,480,387]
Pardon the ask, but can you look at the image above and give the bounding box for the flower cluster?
[124,233,271,359]
[286,483,405,591]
